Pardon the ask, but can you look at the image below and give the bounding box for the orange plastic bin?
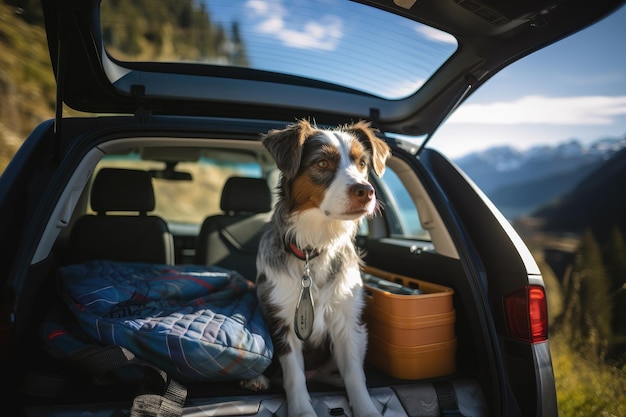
[362,266,457,379]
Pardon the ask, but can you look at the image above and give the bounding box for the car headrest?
[220,177,271,214]
[91,168,155,214]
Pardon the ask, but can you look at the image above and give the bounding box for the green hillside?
[0,1,55,172]
[0,0,247,173]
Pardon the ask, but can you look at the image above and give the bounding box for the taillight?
[503,285,548,343]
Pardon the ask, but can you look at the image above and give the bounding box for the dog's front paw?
[240,374,270,392]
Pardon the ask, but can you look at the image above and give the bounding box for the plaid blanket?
[58,260,273,382]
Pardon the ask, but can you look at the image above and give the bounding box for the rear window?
[99,0,457,100]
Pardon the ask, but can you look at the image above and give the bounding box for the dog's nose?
[349,183,374,204]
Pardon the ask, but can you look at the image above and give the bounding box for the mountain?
[454,137,626,219]
[532,147,626,241]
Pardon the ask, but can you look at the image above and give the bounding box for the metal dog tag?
[295,255,314,340]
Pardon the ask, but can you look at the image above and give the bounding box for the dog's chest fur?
[256,224,365,354]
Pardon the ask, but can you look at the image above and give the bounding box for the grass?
[551,332,626,416]
[532,246,626,416]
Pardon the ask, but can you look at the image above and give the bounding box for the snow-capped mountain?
[453,136,626,219]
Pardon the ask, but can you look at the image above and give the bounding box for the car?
[1,0,624,416]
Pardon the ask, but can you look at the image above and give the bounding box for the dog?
[241,120,390,417]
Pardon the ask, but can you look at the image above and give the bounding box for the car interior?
[50,137,450,271]
[17,133,492,409]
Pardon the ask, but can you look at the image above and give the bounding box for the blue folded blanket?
[57,260,273,382]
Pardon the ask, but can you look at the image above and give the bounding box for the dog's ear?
[262,119,316,179]
[345,121,391,177]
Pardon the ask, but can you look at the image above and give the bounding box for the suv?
[1,1,623,416]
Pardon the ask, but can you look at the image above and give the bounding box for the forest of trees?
[99,0,248,65]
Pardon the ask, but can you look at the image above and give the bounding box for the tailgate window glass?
[99,0,457,100]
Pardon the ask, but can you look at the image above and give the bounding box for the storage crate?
[362,266,454,316]
[367,336,457,380]
[363,308,455,347]
[362,266,456,379]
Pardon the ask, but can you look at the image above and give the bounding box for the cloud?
[382,78,427,99]
[245,0,343,50]
[415,26,457,45]
[448,95,626,125]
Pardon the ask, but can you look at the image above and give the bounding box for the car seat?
[65,168,175,265]
[195,176,272,281]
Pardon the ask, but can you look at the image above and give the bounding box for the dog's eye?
[317,159,329,169]
[359,158,367,169]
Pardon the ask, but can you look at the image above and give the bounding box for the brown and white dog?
[242,120,390,417]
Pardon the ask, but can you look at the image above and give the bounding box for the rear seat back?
[65,168,175,265]
[195,177,272,281]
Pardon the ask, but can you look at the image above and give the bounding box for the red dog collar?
[286,241,321,261]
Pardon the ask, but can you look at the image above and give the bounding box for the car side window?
[360,165,431,241]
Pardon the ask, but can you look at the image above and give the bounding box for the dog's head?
[262,119,391,220]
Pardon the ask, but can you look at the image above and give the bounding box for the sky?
[206,1,626,159]
[429,4,626,158]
